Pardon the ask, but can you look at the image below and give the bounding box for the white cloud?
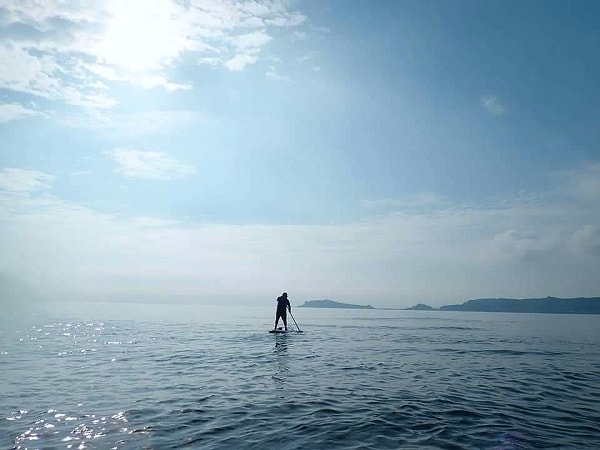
[265,14,306,27]
[222,30,273,71]
[481,95,507,115]
[0,0,307,107]
[197,57,222,67]
[0,43,118,109]
[225,53,258,71]
[0,168,54,192]
[106,149,196,179]
[0,102,42,123]
[233,30,272,50]
[85,63,192,92]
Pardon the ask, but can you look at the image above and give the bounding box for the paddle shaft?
[289,310,302,332]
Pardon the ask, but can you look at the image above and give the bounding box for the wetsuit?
[275,295,291,328]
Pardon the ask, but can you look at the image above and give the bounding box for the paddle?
[289,310,302,332]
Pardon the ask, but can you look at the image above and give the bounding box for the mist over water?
[2,303,600,449]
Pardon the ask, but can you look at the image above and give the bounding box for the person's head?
[282,292,287,297]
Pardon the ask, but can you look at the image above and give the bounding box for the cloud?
[106,149,196,179]
[59,109,204,137]
[233,30,272,50]
[0,168,54,192]
[84,63,193,92]
[225,53,258,71]
[0,0,307,108]
[2,161,598,305]
[481,95,507,115]
[558,161,600,202]
[265,66,289,81]
[0,102,42,123]
[295,51,316,65]
[197,57,222,67]
[0,42,118,109]
[71,170,91,177]
[571,225,600,256]
[361,193,444,211]
[223,30,272,71]
[221,30,271,72]
[265,14,306,27]
[491,229,559,262]
[293,31,307,40]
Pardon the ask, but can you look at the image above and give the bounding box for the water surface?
[2,302,599,449]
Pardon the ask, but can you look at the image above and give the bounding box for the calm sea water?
[1,302,599,449]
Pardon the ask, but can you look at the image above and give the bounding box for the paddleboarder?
[273,292,292,331]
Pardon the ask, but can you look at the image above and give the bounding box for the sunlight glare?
[94,0,188,72]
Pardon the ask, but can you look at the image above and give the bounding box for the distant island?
[404,297,600,314]
[299,299,375,309]
[404,303,434,311]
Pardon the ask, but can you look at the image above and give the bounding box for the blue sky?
[1,0,599,307]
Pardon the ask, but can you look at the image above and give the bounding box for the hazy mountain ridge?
[299,299,375,309]
[405,297,600,314]
[404,303,434,311]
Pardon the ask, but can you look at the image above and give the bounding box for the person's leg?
[282,313,288,330]
[275,310,286,329]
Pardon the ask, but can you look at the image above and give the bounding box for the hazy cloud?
[106,149,196,180]
[491,229,559,262]
[361,193,445,211]
[292,31,307,40]
[0,168,54,192]
[571,225,600,256]
[0,102,42,123]
[59,109,204,137]
[265,66,289,81]
[1,161,599,305]
[559,162,600,202]
[295,51,316,65]
[481,95,507,115]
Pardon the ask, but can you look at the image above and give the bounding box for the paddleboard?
[269,329,303,334]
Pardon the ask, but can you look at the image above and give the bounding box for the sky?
[1,0,599,308]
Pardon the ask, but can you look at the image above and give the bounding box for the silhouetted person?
[273,292,291,330]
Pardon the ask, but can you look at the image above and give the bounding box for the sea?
[1,302,599,449]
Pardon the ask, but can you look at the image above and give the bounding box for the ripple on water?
[2,311,600,449]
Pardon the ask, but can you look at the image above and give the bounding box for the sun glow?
[94,0,188,72]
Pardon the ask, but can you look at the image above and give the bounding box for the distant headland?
[297,297,600,314]
[299,299,375,309]
[404,297,600,314]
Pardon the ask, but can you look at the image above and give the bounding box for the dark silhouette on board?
[273,292,292,331]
